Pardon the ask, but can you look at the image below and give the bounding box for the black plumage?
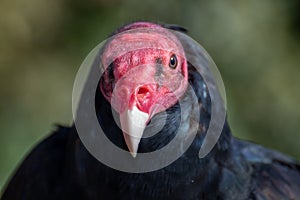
[1,23,300,200]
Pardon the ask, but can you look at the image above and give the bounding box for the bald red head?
[100,22,188,157]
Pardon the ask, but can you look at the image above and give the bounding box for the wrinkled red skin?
[112,22,162,36]
[113,48,187,114]
[113,49,174,80]
[100,23,188,118]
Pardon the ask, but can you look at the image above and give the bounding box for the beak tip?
[120,106,149,160]
[130,151,137,158]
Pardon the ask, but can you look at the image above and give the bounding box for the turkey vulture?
[1,22,300,200]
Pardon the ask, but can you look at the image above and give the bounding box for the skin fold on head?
[100,22,189,157]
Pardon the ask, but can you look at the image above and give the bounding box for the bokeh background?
[1,0,300,190]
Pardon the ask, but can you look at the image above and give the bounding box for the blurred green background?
[1,0,300,190]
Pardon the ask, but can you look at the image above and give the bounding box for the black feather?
[162,24,188,33]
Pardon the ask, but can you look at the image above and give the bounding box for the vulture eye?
[169,54,177,69]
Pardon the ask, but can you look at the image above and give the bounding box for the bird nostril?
[136,86,153,102]
[135,86,154,113]
[137,86,150,95]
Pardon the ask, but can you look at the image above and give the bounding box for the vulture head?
[99,22,192,157]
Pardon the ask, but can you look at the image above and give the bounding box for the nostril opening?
[135,86,154,113]
[137,87,150,95]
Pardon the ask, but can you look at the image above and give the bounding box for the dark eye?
[169,54,177,69]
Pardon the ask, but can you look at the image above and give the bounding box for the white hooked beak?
[119,106,149,158]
